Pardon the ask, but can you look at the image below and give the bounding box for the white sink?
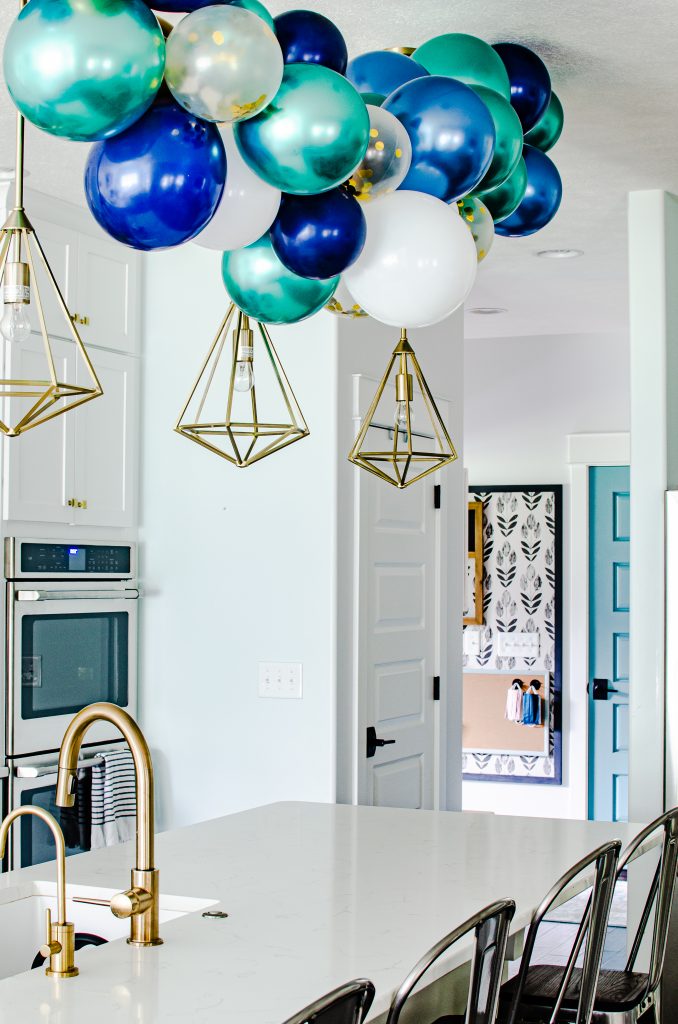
[0,880,218,980]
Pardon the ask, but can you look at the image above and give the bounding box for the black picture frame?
[462,484,563,786]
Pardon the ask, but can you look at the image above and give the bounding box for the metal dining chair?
[283,979,375,1024]
[387,898,516,1024]
[498,839,621,1024]
[551,808,678,1024]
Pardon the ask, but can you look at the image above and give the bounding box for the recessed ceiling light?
[468,307,508,315]
[536,248,583,259]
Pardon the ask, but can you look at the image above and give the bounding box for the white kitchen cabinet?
[2,341,139,528]
[0,186,142,529]
[25,219,79,342]
[75,233,140,355]
[1,333,76,525]
[71,348,138,527]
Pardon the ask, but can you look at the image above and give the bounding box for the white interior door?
[356,394,444,809]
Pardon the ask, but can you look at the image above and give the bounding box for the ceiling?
[0,0,676,339]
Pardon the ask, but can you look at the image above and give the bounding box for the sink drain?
[202,910,229,920]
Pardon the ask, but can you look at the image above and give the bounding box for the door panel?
[589,465,630,821]
[74,349,138,527]
[2,335,75,523]
[359,426,438,809]
[76,234,139,354]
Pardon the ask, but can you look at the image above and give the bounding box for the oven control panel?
[5,540,135,579]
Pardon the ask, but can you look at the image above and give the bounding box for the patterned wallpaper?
[463,488,561,784]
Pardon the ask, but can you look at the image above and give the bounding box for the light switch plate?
[463,628,482,656]
[496,632,540,658]
[258,662,303,699]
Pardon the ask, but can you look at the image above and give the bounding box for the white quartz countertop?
[0,802,639,1023]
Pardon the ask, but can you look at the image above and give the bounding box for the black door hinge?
[434,484,441,509]
[433,676,441,701]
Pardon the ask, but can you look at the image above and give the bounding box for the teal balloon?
[414,33,510,98]
[524,91,564,153]
[471,85,523,194]
[476,157,528,223]
[229,0,275,32]
[235,64,370,195]
[3,0,165,142]
[222,233,339,324]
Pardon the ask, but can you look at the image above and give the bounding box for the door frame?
[567,431,630,820]
[349,372,453,811]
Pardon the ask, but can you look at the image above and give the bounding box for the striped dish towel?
[91,747,136,850]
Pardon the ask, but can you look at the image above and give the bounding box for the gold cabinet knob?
[111,887,153,920]
[66,498,75,507]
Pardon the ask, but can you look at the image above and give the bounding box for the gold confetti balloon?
[325,280,368,318]
[457,195,495,263]
[347,104,412,202]
[165,5,283,123]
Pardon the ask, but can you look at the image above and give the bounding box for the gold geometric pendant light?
[0,98,102,436]
[348,328,458,488]
[175,303,309,468]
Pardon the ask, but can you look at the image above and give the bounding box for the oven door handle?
[15,588,140,602]
[15,754,104,779]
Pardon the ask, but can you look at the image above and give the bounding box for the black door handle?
[366,726,396,758]
[591,678,620,701]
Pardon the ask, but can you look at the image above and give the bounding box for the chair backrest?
[505,839,621,1024]
[283,979,375,1024]
[386,898,516,1024]
[618,806,678,999]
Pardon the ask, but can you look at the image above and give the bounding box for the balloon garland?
[3,5,565,322]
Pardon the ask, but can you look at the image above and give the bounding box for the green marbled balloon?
[229,0,276,31]
[414,33,510,98]
[235,64,370,195]
[471,85,523,193]
[222,233,339,325]
[475,157,528,223]
[3,0,165,142]
[524,91,564,153]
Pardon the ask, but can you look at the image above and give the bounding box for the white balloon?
[194,126,281,252]
[343,191,477,328]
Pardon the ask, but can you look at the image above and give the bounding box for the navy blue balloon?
[383,76,495,203]
[347,50,429,104]
[274,10,348,75]
[495,145,562,237]
[271,188,366,279]
[84,98,226,251]
[493,42,551,132]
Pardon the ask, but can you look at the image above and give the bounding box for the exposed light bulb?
[1,301,31,344]
[395,400,412,433]
[234,360,254,393]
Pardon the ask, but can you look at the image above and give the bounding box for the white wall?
[140,250,466,829]
[462,330,630,818]
[139,245,339,830]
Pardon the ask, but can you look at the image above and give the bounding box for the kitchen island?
[0,802,638,1023]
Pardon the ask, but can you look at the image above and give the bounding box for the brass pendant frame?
[175,303,309,468]
[348,329,458,489]
[0,78,102,437]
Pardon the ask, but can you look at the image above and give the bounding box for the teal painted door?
[589,466,630,821]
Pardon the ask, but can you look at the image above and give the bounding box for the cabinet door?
[76,235,140,354]
[25,220,79,342]
[2,334,76,524]
[73,349,138,527]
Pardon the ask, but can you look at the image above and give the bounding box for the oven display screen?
[20,543,131,575]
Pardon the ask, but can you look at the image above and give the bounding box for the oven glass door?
[10,592,138,755]
[16,773,91,869]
